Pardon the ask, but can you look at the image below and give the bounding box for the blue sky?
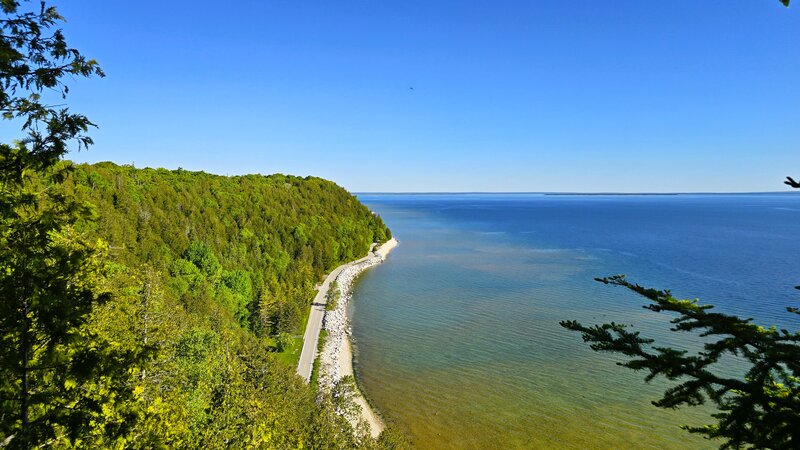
[51,1,800,192]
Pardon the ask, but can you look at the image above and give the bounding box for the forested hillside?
[63,162,390,336]
[0,3,407,445]
[5,161,401,448]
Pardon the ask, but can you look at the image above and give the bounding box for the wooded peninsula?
[2,161,407,448]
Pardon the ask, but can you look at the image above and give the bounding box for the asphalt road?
[296,247,375,382]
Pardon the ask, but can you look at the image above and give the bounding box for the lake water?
[348,194,800,449]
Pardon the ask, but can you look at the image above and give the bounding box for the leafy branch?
[561,275,800,449]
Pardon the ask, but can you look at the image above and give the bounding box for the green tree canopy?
[0,0,103,180]
[0,1,124,448]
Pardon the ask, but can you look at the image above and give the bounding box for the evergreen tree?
[0,1,117,447]
[561,276,799,449]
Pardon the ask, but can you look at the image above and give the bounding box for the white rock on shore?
[318,238,396,437]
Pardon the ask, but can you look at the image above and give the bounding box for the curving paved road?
[296,246,376,382]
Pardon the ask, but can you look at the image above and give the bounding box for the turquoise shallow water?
[348,194,800,449]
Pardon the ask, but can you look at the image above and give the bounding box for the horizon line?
[353,191,797,196]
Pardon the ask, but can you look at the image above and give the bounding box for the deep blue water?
[348,194,800,449]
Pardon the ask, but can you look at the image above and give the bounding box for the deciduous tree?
[0,1,111,447]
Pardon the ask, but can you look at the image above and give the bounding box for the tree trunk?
[20,297,30,447]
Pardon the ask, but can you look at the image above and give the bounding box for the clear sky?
[52,1,800,192]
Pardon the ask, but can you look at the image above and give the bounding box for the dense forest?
[0,2,408,447]
[3,161,405,448]
[63,162,390,337]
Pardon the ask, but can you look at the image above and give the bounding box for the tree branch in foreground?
[560,275,800,449]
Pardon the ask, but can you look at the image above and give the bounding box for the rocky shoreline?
[318,237,397,438]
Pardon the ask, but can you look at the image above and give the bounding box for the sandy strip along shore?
[296,246,378,382]
[318,237,397,438]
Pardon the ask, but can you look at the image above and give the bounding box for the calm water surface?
[348,194,800,449]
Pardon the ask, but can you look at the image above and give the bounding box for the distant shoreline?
[355,191,796,196]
